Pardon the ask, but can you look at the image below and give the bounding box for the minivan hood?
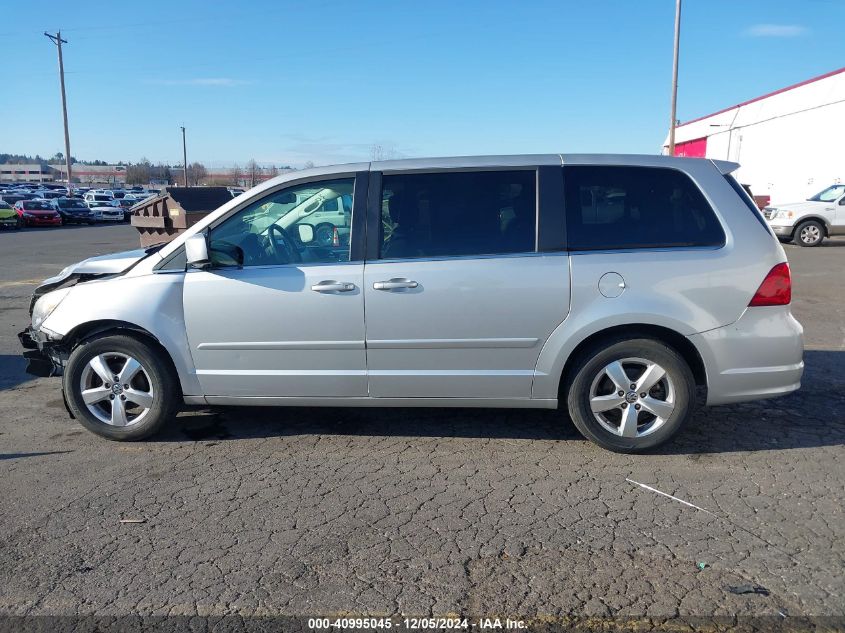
[29,249,149,314]
[61,249,148,276]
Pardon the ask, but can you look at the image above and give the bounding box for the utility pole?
[44,31,73,194]
[667,0,682,156]
[180,126,189,187]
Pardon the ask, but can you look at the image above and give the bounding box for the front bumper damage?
[18,327,66,378]
[19,327,76,419]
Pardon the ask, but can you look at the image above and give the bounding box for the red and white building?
[663,66,845,204]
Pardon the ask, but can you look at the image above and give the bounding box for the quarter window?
[564,166,725,250]
[208,178,355,267]
[378,170,536,260]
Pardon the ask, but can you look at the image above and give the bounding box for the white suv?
[765,184,845,247]
[83,192,115,209]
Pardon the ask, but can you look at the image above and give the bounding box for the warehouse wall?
[664,68,845,204]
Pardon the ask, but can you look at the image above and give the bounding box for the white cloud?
[148,78,251,87]
[744,24,809,38]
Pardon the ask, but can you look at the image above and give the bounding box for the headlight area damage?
[18,247,157,378]
[18,277,107,378]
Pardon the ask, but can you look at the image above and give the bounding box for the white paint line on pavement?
[627,478,806,566]
[625,478,714,515]
[0,279,42,289]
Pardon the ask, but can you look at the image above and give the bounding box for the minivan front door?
[363,168,570,400]
[183,174,368,398]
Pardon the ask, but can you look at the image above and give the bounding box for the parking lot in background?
[0,224,843,620]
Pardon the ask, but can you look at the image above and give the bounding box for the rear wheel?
[565,338,695,453]
[794,220,824,247]
[64,334,180,441]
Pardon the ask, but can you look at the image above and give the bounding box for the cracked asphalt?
[0,224,843,627]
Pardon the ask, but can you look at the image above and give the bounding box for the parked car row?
[0,182,160,229]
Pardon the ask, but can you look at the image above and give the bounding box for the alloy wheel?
[588,357,675,438]
[79,352,154,427]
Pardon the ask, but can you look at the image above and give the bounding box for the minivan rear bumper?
[690,306,804,406]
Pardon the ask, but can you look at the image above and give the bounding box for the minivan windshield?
[807,184,845,202]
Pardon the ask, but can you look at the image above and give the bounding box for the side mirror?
[297,224,314,243]
[185,233,210,269]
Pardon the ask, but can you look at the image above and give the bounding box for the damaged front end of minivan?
[18,248,156,378]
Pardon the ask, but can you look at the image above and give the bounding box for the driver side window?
[208,178,355,267]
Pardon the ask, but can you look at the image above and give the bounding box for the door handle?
[311,280,355,292]
[373,278,418,290]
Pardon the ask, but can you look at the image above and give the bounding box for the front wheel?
[794,220,824,247]
[565,338,695,453]
[64,334,180,440]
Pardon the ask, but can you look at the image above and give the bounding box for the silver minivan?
[19,155,804,452]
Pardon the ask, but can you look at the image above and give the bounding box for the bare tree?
[126,157,152,185]
[267,164,279,178]
[149,163,171,184]
[246,159,260,188]
[229,164,242,187]
[187,162,207,186]
[303,160,315,169]
[370,144,399,161]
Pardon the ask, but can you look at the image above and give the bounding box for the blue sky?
[1,0,843,167]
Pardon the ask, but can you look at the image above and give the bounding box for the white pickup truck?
[765,184,845,247]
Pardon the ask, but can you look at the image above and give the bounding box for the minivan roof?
[370,153,739,173]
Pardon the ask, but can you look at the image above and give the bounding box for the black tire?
[88,221,96,226]
[63,333,180,441]
[565,337,695,453]
[793,220,824,247]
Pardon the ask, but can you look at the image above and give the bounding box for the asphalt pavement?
[0,224,843,629]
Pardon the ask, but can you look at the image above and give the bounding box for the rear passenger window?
[379,170,536,259]
[564,166,725,250]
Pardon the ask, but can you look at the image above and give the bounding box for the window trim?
[364,170,382,262]
[537,166,566,252]
[562,164,727,253]
[367,167,540,262]
[723,174,771,233]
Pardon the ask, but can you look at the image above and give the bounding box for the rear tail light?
[332,227,339,247]
[749,262,791,306]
